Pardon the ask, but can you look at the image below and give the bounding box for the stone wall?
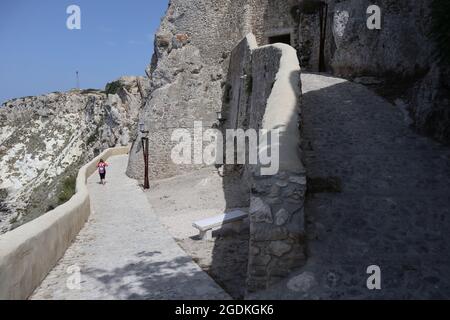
[222,35,306,293]
[247,44,306,293]
[262,0,299,46]
[225,34,257,131]
[297,10,321,71]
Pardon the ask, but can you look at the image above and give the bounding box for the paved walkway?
[31,155,229,300]
[251,73,450,299]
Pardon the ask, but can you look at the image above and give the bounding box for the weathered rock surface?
[127,0,269,180]
[297,0,449,144]
[413,63,450,144]
[126,0,305,180]
[0,76,147,234]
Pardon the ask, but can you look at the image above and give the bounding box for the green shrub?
[86,133,97,146]
[9,215,18,224]
[81,89,101,94]
[57,175,77,205]
[86,120,104,146]
[431,0,450,64]
[105,80,122,95]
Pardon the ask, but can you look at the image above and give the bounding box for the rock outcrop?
[299,0,432,77]
[127,0,268,180]
[413,63,450,144]
[296,0,449,144]
[0,76,148,234]
[126,0,304,180]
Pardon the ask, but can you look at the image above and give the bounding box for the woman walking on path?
[97,159,109,185]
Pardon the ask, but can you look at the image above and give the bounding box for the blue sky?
[0,0,168,104]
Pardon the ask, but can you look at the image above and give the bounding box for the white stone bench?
[192,209,248,240]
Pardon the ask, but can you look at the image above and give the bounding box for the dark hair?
[99,159,104,163]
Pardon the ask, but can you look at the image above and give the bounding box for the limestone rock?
[251,225,290,242]
[249,197,273,223]
[269,241,292,257]
[251,254,272,267]
[286,272,317,293]
[289,175,307,185]
[0,76,145,234]
[274,208,291,226]
[126,0,271,180]
[325,0,431,78]
[412,63,450,144]
[275,181,289,188]
[297,0,447,144]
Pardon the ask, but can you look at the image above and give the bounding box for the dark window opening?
[268,34,291,46]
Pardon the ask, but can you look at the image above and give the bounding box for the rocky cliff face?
[126,0,269,180]
[128,0,449,183]
[319,0,430,78]
[413,63,450,143]
[0,76,148,234]
[297,0,449,144]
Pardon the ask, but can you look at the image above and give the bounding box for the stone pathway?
[251,73,450,299]
[31,155,229,300]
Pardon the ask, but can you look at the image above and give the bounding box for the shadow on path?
[249,73,450,299]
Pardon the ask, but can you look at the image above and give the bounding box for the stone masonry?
[221,34,306,292]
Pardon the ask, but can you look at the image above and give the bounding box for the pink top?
[97,162,108,173]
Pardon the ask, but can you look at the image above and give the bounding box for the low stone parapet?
[0,146,130,300]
